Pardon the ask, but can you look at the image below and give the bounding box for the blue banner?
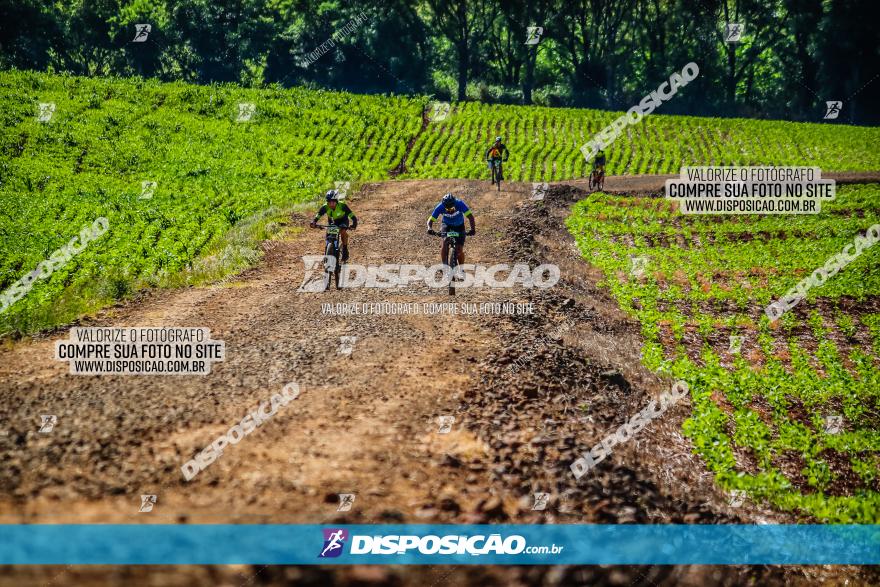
[1,524,877,565]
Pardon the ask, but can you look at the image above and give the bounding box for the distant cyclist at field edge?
[309,189,358,262]
[485,136,510,184]
[592,148,607,176]
[426,193,475,267]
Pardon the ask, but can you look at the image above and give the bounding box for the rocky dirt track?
[0,177,876,586]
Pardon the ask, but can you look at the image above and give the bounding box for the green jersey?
[314,202,357,224]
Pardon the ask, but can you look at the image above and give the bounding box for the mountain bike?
[490,159,503,191]
[429,229,465,296]
[589,166,605,191]
[313,224,344,290]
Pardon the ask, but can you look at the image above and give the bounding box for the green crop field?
[2,70,880,336]
[0,71,423,334]
[404,101,880,181]
[567,184,880,522]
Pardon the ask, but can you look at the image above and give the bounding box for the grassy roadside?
[0,204,306,337]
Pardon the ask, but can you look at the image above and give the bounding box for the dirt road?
[0,178,874,586]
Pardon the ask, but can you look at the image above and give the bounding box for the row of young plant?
[0,71,425,334]
[579,186,880,309]
[566,184,880,522]
[404,101,880,180]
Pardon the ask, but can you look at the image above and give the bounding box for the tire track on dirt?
[0,179,531,524]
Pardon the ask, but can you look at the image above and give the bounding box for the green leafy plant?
[567,185,880,523]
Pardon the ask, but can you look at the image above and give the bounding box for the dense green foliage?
[567,185,880,522]
[1,0,878,124]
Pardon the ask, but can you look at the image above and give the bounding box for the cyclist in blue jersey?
[426,193,476,266]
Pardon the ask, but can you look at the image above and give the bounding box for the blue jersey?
[430,199,472,226]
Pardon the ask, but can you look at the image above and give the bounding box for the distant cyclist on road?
[593,148,607,175]
[310,189,358,262]
[589,148,607,190]
[485,136,510,184]
[426,193,475,266]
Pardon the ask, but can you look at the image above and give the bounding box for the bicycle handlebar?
[428,230,473,238]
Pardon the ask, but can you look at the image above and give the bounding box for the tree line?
[1,0,877,124]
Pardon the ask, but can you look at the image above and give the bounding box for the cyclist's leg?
[340,229,349,262]
[440,223,449,264]
[457,228,466,265]
[337,219,350,261]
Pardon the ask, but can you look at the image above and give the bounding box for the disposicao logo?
[316,529,563,558]
[319,528,349,558]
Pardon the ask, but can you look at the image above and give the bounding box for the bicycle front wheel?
[324,241,337,291]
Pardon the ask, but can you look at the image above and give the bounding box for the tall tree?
[0,0,62,70]
[168,0,274,84]
[521,0,556,104]
[714,0,785,109]
[425,0,495,100]
[110,0,170,78]
[554,0,635,109]
[818,0,880,124]
[781,0,823,116]
[53,0,121,76]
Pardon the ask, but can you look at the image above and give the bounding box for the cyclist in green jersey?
[310,189,358,261]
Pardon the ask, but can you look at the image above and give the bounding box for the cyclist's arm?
[343,204,358,228]
[462,203,475,234]
[426,204,443,230]
[312,205,327,224]
[485,147,491,161]
[502,145,510,161]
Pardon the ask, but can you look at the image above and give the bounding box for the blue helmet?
[325,189,339,202]
[441,193,456,208]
